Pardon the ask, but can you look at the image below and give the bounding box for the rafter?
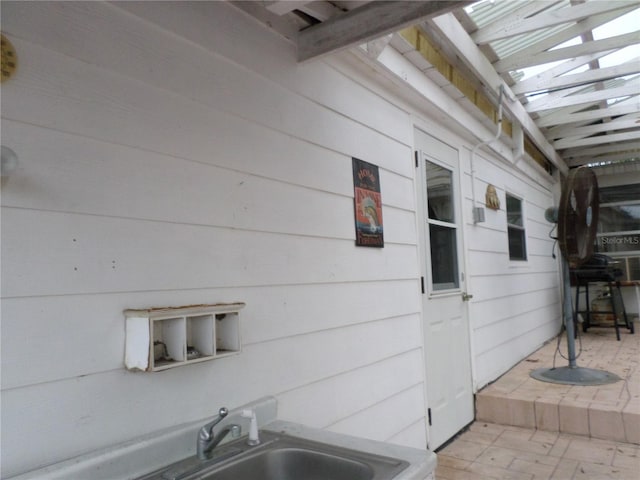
[567,150,640,166]
[297,0,471,62]
[264,1,313,15]
[525,83,639,113]
[562,140,640,161]
[514,57,640,95]
[538,102,640,128]
[547,113,640,138]
[494,30,640,73]
[472,1,632,45]
[557,132,640,150]
[496,5,637,78]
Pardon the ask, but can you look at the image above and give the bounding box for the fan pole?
[562,257,577,367]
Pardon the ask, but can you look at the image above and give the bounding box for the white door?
[415,129,474,450]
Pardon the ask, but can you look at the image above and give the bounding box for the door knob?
[462,292,473,301]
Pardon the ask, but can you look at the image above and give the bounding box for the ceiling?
[232,0,640,173]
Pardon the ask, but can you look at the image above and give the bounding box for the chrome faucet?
[196,407,241,460]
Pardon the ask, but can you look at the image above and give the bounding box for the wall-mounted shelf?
[124,303,245,372]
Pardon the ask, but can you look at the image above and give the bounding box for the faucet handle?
[218,407,229,418]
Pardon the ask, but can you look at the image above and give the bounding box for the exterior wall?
[460,149,560,388]
[0,2,425,476]
[0,1,561,476]
[411,112,559,390]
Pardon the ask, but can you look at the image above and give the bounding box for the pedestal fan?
[530,166,620,385]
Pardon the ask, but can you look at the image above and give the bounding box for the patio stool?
[574,279,634,341]
[572,254,634,341]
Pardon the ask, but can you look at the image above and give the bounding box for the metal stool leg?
[615,281,634,334]
[584,282,591,332]
[608,281,621,341]
[574,283,580,338]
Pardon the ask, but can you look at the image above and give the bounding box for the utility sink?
[137,430,410,480]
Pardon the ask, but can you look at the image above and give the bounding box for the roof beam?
[496,5,637,77]
[514,57,640,95]
[264,1,313,15]
[472,1,632,44]
[297,2,344,22]
[562,140,640,159]
[494,30,640,73]
[297,0,471,62]
[518,50,618,91]
[538,102,640,127]
[554,130,640,149]
[427,13,566,173]
[547,113,640,141]
[525,83,639,113]
[567,150,639,166]
[547,113,640,138]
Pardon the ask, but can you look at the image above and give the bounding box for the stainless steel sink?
[137,430,410,480]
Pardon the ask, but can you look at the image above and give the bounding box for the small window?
[506,194,527,261]
[426,160,459,290]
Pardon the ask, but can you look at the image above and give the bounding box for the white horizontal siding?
[277,348,424,430]
[3,208,420,298]
[460,149,560,389]
[1,280,422,390]
[0,2,426,476]
[2,314,422,474]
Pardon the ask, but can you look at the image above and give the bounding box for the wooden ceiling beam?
[297,0,471,62]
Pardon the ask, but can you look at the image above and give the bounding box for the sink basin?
[138,430,409,480]
[201,447,373,480]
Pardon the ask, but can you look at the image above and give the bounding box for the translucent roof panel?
[461,0,640,167]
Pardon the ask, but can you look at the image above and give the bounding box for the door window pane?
[429,224,459,290]
[426,162,454,223]
[425,159,459,291]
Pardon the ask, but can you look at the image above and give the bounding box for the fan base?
[530,366,620,386]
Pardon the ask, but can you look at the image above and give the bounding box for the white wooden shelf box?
[124,303,245,371]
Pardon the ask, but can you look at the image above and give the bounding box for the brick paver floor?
[436,421,640,479]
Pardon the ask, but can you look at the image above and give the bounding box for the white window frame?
[506,193,527,262]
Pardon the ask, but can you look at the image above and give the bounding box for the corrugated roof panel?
[465,0,568,32]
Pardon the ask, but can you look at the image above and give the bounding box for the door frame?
[414,126,476,449]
